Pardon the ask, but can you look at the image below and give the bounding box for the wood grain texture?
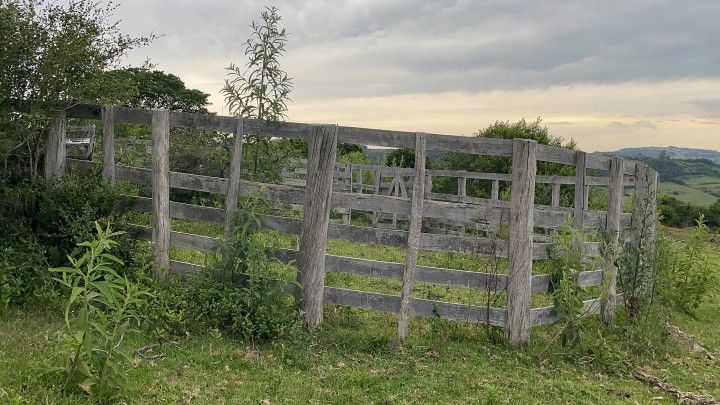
[297,124,338,326]
[506,138,537,347]
[44,110,66,178]
[151,109,171,274]
[574,151,588,228]
[398,133,427,340]
[101,105,115,184]
[602,157,624,324]
[224,118,244,237]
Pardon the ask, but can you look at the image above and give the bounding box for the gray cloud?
[687,98,720,118]
[115,0,720,101]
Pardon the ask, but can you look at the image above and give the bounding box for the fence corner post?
[101,105,116,184]
[397,132,427,341]
[602,156,624,325]
[506,138,537,347]
[151,109,171,275]
[574,150,588,228]
[44,110,67,178]
[297,124,338,327]
[224,117,245,237]
[629,162,658,300]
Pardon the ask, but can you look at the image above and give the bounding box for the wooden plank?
[506,138,537,347]
[152,109,171,274]
[169,260,204,276]
[535,144,576,166]
[273,248,603,293]
[398,133,427,340]
[297,124,338,326]
[44,110,67,178]
[602,157,624,324]
[130,224,218,252]
[574,151,588,228]
[630,163,659,297]
[531,298,602,326]
[224,117,244,237]
[323,287,506,326]
[101,105,115,184]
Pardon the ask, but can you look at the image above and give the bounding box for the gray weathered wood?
[602,157,624,324]
[152,109,171,274]
[101,105,115,184]
[324,287,507,327]
[44,110,67,178]
[506,138,537,347]
[224,117,244,237]
[574,151,588,228]
[398,133,427,341]
[491,180,500,200]
[551,183,561,208]
[297,124,338,326]
[531,298,602,326]
[630,163,659,298]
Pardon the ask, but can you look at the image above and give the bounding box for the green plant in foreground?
[548,223,597,348]
[655,216,718,316]
[50,222,149,398]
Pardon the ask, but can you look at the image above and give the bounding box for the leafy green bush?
[146,198,300,342]
[655,216,718,316]
[50,223,150,399]
[546,223,599,348]
[0,170,149,311]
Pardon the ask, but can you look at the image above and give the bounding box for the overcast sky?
[115,0,720,152]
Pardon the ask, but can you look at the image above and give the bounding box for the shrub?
[50,223,150,399]
[546,223,599,347]
[655,216,718,316]
[0,170,150,311]
[146,198,300,342]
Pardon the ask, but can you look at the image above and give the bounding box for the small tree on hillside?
[221,6,293,175]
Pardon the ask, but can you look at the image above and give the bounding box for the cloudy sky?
[115,0,720,152]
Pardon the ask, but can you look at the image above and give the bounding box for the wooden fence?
[46,104,658,347]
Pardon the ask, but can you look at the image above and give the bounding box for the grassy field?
[660,175,720,206]
[659,181,718,206]
[1,226,719,404]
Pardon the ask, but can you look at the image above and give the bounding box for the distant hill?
[608,146,720,164]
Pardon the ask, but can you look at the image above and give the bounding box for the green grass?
[659,175,720,206]
[3,225,717,403]
[660,181,717,206]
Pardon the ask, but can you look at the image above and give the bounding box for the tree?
[436,118,576,201]
[0,0,153,182]
[103,68,210,113]
[221,6,293,176]
[385,148,416,168]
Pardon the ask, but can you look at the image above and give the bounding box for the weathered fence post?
[506,138,537,347]
[551,183,561,208]
[101,105,116,184]
[425,173,433,198]
[458,176,467,197]
[297,124,338,327]
[372,170,382,226]
[151,109,171,275]
[398,132,427,341]
[574,151,588,228]
[491,180,500,201]
[630,163,658,297]
[602,156,624,324]
[224,117,245,237]
[44,110,67,178]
